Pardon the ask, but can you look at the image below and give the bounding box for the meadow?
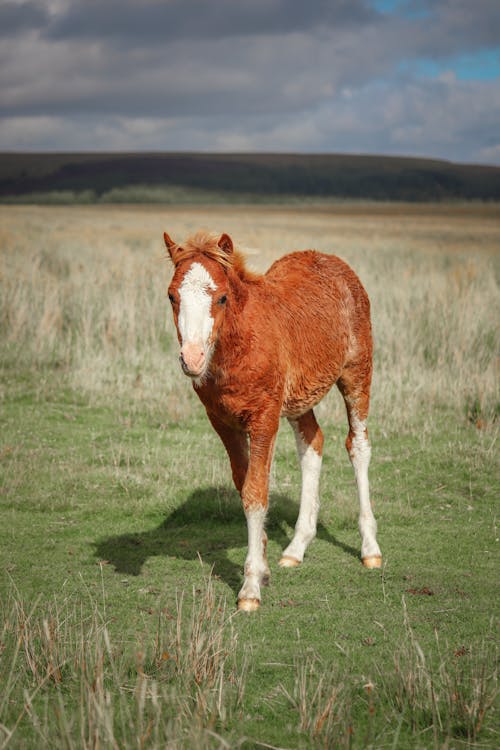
[0,202,498,748]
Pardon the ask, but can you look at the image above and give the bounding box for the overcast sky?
[1,0,499,164]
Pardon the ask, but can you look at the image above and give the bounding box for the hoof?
[237,598,260,612]
[279,555,301,568]
[362,555,382,569]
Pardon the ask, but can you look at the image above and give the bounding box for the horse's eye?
[168,293,176,305]
[218,295,227,306]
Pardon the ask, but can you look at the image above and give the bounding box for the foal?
[165,231,382,611]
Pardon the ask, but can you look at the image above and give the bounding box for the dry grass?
[0,202,498,748]
[0,574,244,749]
[1,203,498,429]
[2,576,496,750]
[275,607,498,750]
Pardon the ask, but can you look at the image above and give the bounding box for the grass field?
[0,203,499,748]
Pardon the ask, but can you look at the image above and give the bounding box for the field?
[0,203,499,748]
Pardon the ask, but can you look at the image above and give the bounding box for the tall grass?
[1,204,498,749]
[275,604,498,749]
[2,579,496,749]
[368,248,499,429]
[0,574,244,749]
[1,205,498,428]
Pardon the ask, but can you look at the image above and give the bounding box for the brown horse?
[164,230,382,611]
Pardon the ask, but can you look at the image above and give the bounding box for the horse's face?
[167,254,229,382]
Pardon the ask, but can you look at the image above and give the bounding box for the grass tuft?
[275,605,498,749]
[0,574,244,749]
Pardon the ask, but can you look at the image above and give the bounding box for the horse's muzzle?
[179,354,198,377]
[179,342,206,377]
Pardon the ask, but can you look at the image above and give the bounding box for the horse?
[164,230,382,611]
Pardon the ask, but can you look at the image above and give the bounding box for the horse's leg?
[337,374,382,569]
[206,411,249,493]
[237,419,278,611]
[279,410,323,567]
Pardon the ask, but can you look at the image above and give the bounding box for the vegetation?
[1,152,500,203]
[0,203,498,748]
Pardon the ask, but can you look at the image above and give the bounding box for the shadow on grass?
[94,486,359,597]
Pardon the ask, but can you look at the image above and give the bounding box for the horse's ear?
[164,232,177,262]
[218,233,233,256]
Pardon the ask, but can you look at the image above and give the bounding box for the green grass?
[0,204,498,748]
[0,374,498,748]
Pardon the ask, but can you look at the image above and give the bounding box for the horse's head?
[164,231,233,382]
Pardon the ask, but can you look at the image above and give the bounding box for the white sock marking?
[239,505,268,602]
[282,420,322,563]
[349,415,381,560]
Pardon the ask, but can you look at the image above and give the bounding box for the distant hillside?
[1,152,499,202]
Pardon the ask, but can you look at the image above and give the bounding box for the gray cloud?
[0,0,498,163]
[0,0,49,36]
[27,0,499,57]
[44,0,380,43]
[405,0,500,57]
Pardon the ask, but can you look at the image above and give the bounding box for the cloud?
[44,0,379,43]
[0,0,498,163]
[1,75,497,165]
[406,0,500,54]
[0,1,49,37]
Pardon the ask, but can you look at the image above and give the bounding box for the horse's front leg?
[238,421,278,612]
[206,411,249,493]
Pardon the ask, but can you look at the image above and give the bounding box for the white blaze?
[178,262,217,346]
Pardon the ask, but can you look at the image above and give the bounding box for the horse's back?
[265,250,370,324]
[267,247,362,287]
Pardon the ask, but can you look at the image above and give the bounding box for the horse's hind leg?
[280,410,323,567]
[338,375,382,568]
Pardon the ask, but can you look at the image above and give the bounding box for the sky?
[0,0,499,164]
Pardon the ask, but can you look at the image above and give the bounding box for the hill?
[1,151,499,202]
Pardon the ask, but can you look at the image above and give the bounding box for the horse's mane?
[169,231,261,283]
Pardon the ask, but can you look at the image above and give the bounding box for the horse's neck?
[216,272,255,359]
[228,269,251,324]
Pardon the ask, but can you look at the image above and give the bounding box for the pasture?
[0,203,498,748]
